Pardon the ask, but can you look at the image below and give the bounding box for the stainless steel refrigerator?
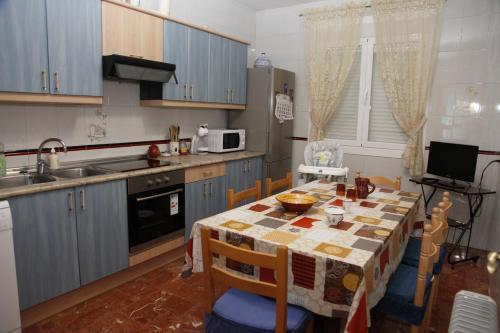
[228,67,295,180]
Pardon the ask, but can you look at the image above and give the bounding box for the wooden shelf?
[141,99,246,110]
[0,92,102,105]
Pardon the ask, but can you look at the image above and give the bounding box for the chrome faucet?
[37,138,67,174]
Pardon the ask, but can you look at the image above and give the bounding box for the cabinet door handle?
[247,160,251,172]
[243,161,247,173]
[203,183,207,198]
[226,89,230,102]
[184,84,188,100]
[68,192,74,215]
[190,85,194,100]
[231,89,234,103]
[209,182,213,196]
[80,189,85,210]
[54,72,60,91]
[41,71,47,91]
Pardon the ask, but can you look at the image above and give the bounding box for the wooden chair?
[201,227,314,333]
[356,170,401,190]
[227,180,262,210]
[265,172,293,197]
[403,193,453,276]
[374,211,443,333]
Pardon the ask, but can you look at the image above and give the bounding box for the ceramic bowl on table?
[325,207,345,226]
[276,193,318,214]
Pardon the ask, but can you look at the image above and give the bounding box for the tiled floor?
[25,248,496,333]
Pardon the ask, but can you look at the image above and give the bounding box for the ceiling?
[235,0,322,11]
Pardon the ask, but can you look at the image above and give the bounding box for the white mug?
[325,207,345,226]
[170,141,180,156]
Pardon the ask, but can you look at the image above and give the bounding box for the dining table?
[183,179,424,333]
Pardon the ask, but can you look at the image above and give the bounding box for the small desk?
[410,177,496,268]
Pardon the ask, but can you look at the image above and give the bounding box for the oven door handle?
[136,188,183,202]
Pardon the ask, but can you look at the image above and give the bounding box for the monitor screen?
[426,141,479,182]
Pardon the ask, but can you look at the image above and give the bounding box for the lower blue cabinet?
[9,180,128,309]
[185,175,226,241]
[75,181,129,285]
[9,188,81,310]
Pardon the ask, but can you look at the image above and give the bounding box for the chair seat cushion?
[205,288,311,333]
[402,237,447,274]
[374,263,433,326]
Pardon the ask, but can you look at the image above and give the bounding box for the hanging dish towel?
[275,94,294,123]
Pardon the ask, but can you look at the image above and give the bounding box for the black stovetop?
[95,159,172,172]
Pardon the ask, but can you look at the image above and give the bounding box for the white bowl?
[325,207,345,225]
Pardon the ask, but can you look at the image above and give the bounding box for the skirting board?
[140,99,246,110]
[0,92,102,105]
[20,245,185,328]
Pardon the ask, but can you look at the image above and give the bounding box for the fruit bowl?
[276,193,318,213]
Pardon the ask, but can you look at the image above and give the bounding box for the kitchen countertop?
[0,151,265,200]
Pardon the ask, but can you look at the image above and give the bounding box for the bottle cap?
[50,148,56,154]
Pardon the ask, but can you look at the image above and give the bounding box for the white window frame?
[324,38,406,158]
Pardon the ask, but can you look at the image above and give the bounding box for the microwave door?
[223,132,241,150]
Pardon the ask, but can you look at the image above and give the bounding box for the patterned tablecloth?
[184,179,423,333]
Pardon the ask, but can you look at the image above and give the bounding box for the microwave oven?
[207,129,245,153]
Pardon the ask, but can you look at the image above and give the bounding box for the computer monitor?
[426,141,479,187]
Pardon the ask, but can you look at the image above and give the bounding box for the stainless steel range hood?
[103,55,177,83]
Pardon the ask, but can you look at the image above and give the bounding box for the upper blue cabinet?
[0,0,102,103]
[141,19,248,109]
[163,21,209,102]
[209,36,247,105]
[46,0,102,96]
[0,0,49,94]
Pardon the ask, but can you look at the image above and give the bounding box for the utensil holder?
[170,141,180,156]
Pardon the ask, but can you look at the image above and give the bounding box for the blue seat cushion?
[204,288,312,333]
[402,237,446,274]
[374,263,433,326]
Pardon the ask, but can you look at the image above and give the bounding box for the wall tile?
[460,14,491,51]
[463,0,494,17]
[443,0,464,19]
[440,18,462,52]
[0,105,26,151]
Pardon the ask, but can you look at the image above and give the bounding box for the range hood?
[103,55,177,83]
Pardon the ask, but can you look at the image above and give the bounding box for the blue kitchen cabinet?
[225,157,263,207]
[9,189,80,310]
[208,37,248,105]
[188,28,209,102]
[162,20,209,102]
[46,0,102,96]
[208,35,230,103]
[0,0,49,94]
[0,0,101,97]
[75,180,129,285]
[229,41,248,105]
[184,176,226,241]
[163,20,189,101]
[185,180,207,241]
[9,180,129,309]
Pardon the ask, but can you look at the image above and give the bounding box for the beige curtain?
[372,0,444,176]
[302,3,365,141]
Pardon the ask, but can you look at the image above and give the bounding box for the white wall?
[256,0,500,251]
[0,0,257,167]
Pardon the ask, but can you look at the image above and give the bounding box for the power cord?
[473,159,500,218]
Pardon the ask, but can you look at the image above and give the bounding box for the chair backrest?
[201,226,288,333]
[355,171,401,190]
[438,192,453,244]
[227,180,262,210]
[265,172,293,197]
[414,212,442,307]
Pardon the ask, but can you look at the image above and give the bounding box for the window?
[324,38,407,153]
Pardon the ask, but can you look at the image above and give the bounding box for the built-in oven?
[127,169,185,250]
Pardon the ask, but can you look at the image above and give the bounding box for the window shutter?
[367,53,408,144]
[324,47,362,141]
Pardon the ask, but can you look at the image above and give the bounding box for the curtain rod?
[298,4,371,16]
